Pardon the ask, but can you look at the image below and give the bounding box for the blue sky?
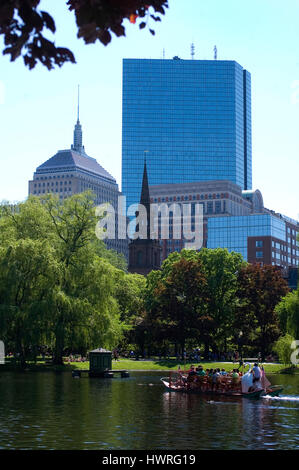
[0,0,298,220]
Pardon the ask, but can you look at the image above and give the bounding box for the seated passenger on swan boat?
[186,366,197,389]
[212,369,221,390]
[196,366,206,378]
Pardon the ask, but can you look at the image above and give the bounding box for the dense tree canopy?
[146,255,208,358]
[0,0,168,69]
[0,192,129,366]
[145,248,246,358]
[0,194,295,365]
[234,264,289,360]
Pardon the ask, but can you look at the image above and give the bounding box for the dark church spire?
[128,153,161,276]
[140,153,150,207]
[137,153,151,240]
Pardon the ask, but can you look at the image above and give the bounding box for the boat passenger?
[186,366,197,389]
[252,363,261,383]
[205,369,213,389]
[231,369,240,390]
[212,369,221,391]
[196,366,205,376]
[195,366,205,389]
[188,366,197,377]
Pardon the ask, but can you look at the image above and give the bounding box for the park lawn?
[2,357,292,374]
[70,358,287,374]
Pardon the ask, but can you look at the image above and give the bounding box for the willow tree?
[0,192,126,365]
[0,239,59,368]
[275,289,299,340]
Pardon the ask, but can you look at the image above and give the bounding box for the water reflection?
[0,371,298,450]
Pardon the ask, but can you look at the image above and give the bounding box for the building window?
[256,241,263,248]
[256,251,263,258]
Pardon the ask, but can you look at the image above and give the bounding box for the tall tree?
[197,248,245,356]
[146,254,208,358]
[0,239,59,367]
[0,192,127,365]
[235,264,289,360]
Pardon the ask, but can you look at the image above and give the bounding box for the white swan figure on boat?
[241,363,253,393]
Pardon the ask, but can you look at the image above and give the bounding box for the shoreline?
[1,359,298,375]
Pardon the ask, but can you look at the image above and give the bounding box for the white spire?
[72,85,84,154]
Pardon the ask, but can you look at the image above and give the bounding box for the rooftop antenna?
[163,48,165,59]
[191,42,195,60]
[77,84,80,122]
[214,45,217,60]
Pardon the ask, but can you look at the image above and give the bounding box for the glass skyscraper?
[122,58,252,211]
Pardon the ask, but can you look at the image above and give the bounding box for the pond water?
[0,371,298,450]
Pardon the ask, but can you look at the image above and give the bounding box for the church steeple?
[136,154,151,240]
[71,85,85,154]
[128,153,161,276]
[140,156,150,206]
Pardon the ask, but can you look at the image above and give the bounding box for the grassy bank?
[2,358,297,374]
[109,359,289,374]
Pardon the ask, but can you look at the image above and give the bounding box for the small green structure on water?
[72,348,129,379]
[89,348,112,377]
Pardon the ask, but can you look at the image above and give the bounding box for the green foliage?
[0,192,130,366]
[275,289,299,339]
[235,264,290,360]
[146,251,209,356]
[0,1,168,69]
[273,334,295,365]
[197,248,245,352]
[146,248,245,357]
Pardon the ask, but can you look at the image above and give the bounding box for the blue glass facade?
[122,58,252,211]
[207,214,286,261]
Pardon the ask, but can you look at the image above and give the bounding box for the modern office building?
[149,180,299,273]
[208,213,299,268]
[121,56,298,282]
[28,114,129,259]
[122,58,252,212]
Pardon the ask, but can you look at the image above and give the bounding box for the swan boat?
[161,363,283,399]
